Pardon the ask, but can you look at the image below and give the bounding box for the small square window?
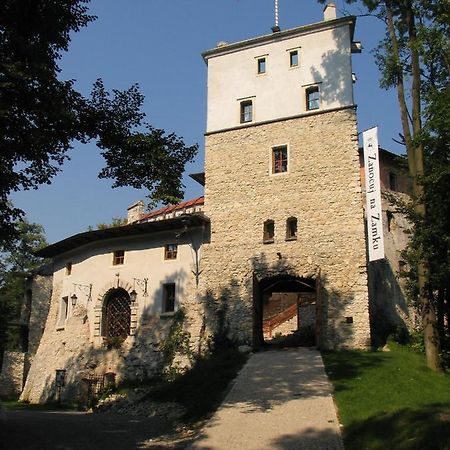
[65,262,72,276]
[165,243,178,260]
[306,86,320,110]
[272,145,288,174]
[162,283,176,313]
[257,57,266,74]
[263,220,275,243]
[290,50,299,67]
[240,100,253,123]
[113,250,125,265]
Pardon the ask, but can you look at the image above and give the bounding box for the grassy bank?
[322,344,450,450]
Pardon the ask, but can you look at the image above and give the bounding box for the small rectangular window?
[240,100,253,123]
[162,283,176,313]
[257,57,266,74]
[272,145,288,174]
[165,243,178,260]
[113,250,125,265]
[290,50,299,67]
[65,262,72,276]
[263,220,275,243]
[389,172,398,191]
[306,86,320,110]
[57,296,69,328]
[286,217,298,240]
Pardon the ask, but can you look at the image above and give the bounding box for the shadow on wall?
[368,258,409,347]
[310,25,354,108]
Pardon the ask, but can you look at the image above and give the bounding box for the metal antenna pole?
[272,0,280,32]
[275,0,279,28]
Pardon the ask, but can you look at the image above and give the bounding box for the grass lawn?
[322,344,450,450]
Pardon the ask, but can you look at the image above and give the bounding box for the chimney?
[323,3,337,21]
[127,200,144,224]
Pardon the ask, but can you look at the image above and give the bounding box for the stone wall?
[201,107,370,349]
[0,352,25,397]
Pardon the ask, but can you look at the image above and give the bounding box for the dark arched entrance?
[253,273,319,349]
[102,288,131,340]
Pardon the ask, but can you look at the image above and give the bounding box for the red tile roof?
[138,196,204,222]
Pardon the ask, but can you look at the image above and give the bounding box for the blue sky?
[12,0,403,244]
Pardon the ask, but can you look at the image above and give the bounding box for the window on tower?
[306,86,320,110]
[272,145,288,174]
[257,57,266,74]
[240,100,253,123]
[290,50,299,67]
[263,220,275,243]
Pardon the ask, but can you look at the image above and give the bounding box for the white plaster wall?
[52,228,204,342]
[205,22,354,132]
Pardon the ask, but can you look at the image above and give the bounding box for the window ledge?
[160,312,176,318]
[285,237,297,242]
[263,239,274,244]
[56,325,65,331]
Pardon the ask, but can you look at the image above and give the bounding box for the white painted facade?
[204,17,357,133]
[52,228,204,344]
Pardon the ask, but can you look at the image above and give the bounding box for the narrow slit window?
[65,262,72,276]
[290,50,299,67]
[163,283,176,313]
[240,100,253,123]
[257,57,266,74]
[306,86,320,111]
[113,250,125,265]
[286,217,298,240]
[389,172,398,191]
[263,220,275,243]
[57,296,69,328]
[272,145,288,174]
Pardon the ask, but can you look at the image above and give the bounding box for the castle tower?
[200,5,370,349]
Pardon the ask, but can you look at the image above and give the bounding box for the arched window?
[102,288,131,339]
[286,217,298,240]
[263,220,275,243]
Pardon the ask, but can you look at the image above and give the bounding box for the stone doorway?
[252,273,320,349]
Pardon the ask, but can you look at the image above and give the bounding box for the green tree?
[0,220,47,368]
[318,0,449,370]
[0,0,197,245]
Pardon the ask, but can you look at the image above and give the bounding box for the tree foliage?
[0,220,47,362]
[0,0,197,245]
[318,0,449,369]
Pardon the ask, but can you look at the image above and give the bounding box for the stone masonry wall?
[0,352,25,397]
[201,107,370,349]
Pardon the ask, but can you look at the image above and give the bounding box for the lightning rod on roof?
[272,0,281,32]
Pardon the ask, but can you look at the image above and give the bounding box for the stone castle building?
[9,5,410,404]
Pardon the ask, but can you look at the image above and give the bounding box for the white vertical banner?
[363,127,385,262]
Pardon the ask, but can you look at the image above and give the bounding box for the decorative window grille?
[103,289,131,339]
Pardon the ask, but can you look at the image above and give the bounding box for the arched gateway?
[253,272,322,349]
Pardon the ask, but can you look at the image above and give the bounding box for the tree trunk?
[385,0,442,370]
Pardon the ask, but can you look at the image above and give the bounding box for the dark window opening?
[165,243,178,260]
[65,262,72,276]
[113,250,125,265]
[306,86,320,110]
[286,217,298,240]
[389,172,398,191]
[387,211,394,232]
[272,146,288,173]
[240,100,253,123]
[263,220,275,243]
[163,283,176,313]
